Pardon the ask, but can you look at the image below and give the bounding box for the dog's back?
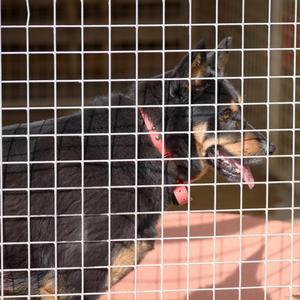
[2,93,144,296]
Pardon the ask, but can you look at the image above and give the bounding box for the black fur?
[1,37,275,298]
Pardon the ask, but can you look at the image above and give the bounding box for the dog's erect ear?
[174,39,207,79]
[191,41,208,84]
[169,40,208,98]
[207,36,232,75]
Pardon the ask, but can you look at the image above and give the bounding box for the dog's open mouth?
[206,146,255,189]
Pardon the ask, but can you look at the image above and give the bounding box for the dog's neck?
[139,108,189,205]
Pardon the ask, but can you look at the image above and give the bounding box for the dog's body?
[2,37,275,298]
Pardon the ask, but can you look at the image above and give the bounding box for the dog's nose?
[268,142,276,155]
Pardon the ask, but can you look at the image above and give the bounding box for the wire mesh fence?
[0,0,300,299]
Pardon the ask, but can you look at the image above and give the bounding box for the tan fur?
[200,136,219,157]
[39,242,153,298]
[110,241,153,286]
[191,122,210,181]
[222,140,261,157]
[191,53,207,86]
[40,279,55,300]
[230,103,239,113]
[243,138,263,156]
[194,129,263,158]
[193,122,208,156]
[191,164,209,182]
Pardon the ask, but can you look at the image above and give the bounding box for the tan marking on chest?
[193,122,208,157]
[192,122,210,180]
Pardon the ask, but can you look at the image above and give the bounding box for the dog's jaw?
[206,146,256,189]
[215,149,255,189]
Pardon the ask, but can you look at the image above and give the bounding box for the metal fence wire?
[0,0,300,299]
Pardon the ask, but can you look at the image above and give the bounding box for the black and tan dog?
[2,37,275,298]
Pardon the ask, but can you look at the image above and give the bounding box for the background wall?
[1,0,299,220]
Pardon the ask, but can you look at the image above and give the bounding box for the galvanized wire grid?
[0,0,299,299]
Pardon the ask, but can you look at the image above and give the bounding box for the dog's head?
[162,37,275,188]
[138,37,275,189]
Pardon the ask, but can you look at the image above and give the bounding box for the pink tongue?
[241,165,255,189]
[217,151,255,190]
[233,160,255,190]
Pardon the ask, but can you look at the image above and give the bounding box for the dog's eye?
[222,109,232,121]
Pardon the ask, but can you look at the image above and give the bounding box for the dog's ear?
[169,40,208,98]
[207,36,232,75]
[174,39,207,79]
